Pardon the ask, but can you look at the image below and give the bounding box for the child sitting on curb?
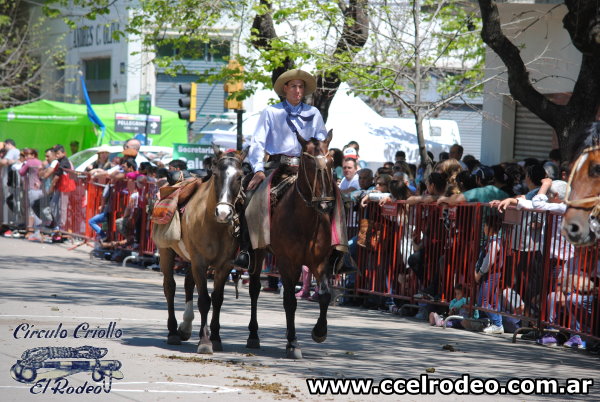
[430,283,468,327]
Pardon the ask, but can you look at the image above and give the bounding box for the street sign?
[115,113,161,135]
[139,94,151,115]
[172,143,215,169]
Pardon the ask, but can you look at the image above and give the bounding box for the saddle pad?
[151,196,178,225]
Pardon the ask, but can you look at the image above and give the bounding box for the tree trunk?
[478,0,600,162]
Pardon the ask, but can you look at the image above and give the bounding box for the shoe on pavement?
[536,334,558,347]
[483,324,504,334]
[3,230,13,237]
[295,290,310,299]
[434,313,445,327]
[563,335,586,350]
[28,231,43,242]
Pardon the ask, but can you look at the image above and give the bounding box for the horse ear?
[239,146,249,162]
[212,143,223,159]
[296,132,308,149]
[325,129,333,147]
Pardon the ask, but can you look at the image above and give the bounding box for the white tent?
[326,83,458,168]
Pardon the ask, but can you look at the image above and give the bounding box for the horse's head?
[211,144,247,224]
[562,144,600,246]
[296,130,335,214]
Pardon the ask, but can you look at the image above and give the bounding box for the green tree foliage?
[0,0,67,107]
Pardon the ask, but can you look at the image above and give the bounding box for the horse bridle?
[565,144,600,236]
[296,152,335,210]
[565,145,600,209]
[214,156,245,215]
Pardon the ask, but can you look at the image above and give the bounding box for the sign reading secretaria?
[114,113,161,135]
[172,143,215,170]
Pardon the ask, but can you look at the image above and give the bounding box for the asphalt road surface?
[0,237,598,401]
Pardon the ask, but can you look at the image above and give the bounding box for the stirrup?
[233,250,250,269]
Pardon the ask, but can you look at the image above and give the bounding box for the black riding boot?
[330,249,358,275]
[233,203,251,269]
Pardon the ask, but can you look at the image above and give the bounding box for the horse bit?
[565,144,600,236]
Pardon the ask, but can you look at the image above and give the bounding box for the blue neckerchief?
[282,100,315,135]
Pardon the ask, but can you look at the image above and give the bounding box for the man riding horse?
[234,69,355,274]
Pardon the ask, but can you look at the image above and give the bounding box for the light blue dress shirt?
[248,101,327,173]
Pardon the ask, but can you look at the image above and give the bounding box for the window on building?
[156,39,230,62]
[83,58,111,103]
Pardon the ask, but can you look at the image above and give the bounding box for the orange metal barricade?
[353,200,599,342]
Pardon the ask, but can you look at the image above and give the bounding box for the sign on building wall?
[172,143,214,170]
[115,113,161,135]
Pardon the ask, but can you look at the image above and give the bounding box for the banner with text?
[172,143,215,170]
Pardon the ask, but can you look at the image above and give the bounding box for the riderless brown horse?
[246,131,336,359]
[153,146,246,353]
[563,122,600,246]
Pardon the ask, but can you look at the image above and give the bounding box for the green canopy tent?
[0,100,187,155]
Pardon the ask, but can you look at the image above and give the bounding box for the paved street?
[0,237,598,401]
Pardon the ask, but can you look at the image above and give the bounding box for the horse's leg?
[159,247,181,345]
[209,263,230,352]
[281,261,303,359]
[312,261,332,343]
[246,249,265,349]
[190,258,212,354]
[177,269,195,341]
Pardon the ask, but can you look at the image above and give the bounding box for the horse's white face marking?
[215,165,237,223]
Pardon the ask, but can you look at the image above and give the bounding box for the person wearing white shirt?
[338,158,359,194]
[235,69,353,273]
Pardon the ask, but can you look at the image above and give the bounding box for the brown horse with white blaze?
[153,146,246,353]
[563,123,600,246]
[246,130,337,359]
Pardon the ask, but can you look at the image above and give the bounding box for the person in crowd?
[437,165,510,205]
[430,283,468,328]
[523,163,547,200]
[543,149,561,180]
[123,159,139,180]
[168,159,187,172]
[455,170,477,193]
[383,161,395,170]
[449,143,463,161]
[492,164,515,197]
[88,181,112,242]
[438,151,449,162]
[395,150,406,163]
[462,155,479,172]
[87,146,112,173]
[339,157,360,194]
[19,148,43,240]
[70,141,80,155]
[435,159,464,196]
[0,139,20,167]
[474,212,505,334]
[345,168,374,203]
[329,148,344,182]
[407,171,447,204]
[344,141,367,169]
[503,162,527,196]
[360,174,392,207]
[49,145,73,239]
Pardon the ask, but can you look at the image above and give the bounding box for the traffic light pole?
[236,109,244,151]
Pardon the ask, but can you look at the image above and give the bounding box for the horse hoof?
[286,347,303,359]
[212,341,223,352]
[178,330,192,342]
[246,338,261,349]
[197,343,214,354]
[167,335,182,345]
[311,329,327,344]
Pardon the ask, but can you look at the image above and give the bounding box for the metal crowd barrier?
[352,200,599,342]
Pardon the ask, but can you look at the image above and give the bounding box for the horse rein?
[296,152,335,210]
[565,144,600,210]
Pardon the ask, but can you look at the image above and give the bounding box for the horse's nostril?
[568,223,580,234]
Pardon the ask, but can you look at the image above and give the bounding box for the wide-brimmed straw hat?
[97,145,111,154]
[273,69,317,97]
